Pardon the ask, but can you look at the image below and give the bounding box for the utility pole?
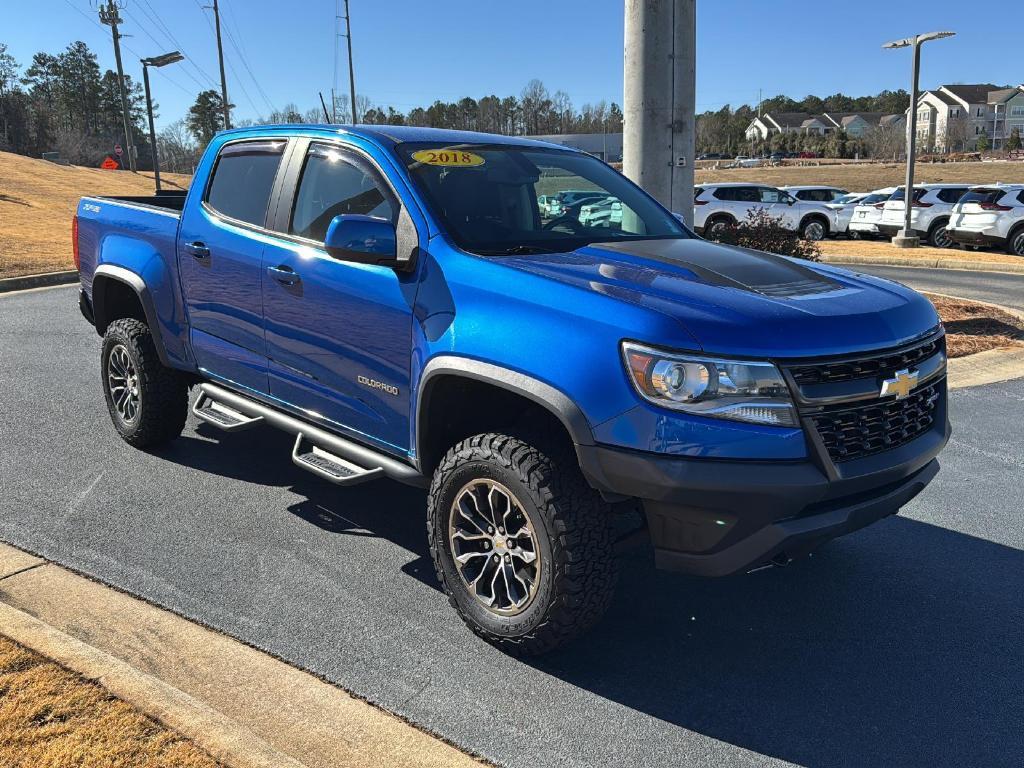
[339,0,358,123]
[209,0,231,130]
[98,0,137,171]
[623,0,696,224]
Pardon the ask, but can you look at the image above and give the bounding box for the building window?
[977,107,984,117]
[1011,106,1024,117]
[918,111,930,121]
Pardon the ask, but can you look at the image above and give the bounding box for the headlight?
[622,342,797,427]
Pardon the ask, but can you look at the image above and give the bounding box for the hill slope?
[0,151,191,278]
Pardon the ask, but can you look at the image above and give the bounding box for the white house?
[745,111,905,142]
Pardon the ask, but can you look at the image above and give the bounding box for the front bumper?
[578,382,949,577]
[947,228,1003,246]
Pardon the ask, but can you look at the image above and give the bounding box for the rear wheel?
[705,215,734,239]
[101,319,188,448]
[1007,227,1024,257]
[927,221,953,248]
[427,433,616,655]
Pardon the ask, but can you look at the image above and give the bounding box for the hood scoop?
[593,238,841,298]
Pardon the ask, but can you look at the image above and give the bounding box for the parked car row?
[690,181,1024,255]
[538,189,626,229]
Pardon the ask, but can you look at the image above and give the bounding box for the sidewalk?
[0,543,482,768]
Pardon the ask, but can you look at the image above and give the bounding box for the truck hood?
[499,237,940,358]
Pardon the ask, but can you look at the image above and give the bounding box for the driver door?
[758,186,798,229]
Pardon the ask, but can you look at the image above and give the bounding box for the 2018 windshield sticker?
[411,149,485,167]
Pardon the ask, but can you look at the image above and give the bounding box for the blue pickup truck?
[75,125,949,654]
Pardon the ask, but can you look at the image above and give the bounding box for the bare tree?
[865,123,904,161]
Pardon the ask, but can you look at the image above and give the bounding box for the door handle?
[185,241,210,259]
[267,265,300,286]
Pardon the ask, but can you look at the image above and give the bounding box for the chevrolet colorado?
[75,125,949,654]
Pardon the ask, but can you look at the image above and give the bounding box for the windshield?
[396,143,690,255]
[860,192,892,205]
[834,194,861,205]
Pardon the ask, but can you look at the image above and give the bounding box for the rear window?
[959,189,1009,205]
[205,140,286,226]
[694,187,705,201]
[937,188,967,204]
[890,188,926,202]
[860,192,892,205]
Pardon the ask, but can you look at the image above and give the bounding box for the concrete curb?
[948,344,1024,390]
[0,270,78,293]
[821,254,1024,274]
[0,542,483,768]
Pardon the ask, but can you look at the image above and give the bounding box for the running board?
[196,383,426,488]
[192,391,264,432]
[291,434,385,486]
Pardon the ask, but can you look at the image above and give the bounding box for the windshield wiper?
[477,244,568,256]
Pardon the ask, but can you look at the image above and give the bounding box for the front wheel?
[101,318,188,448]
[800,218,827,241]
[427,433,616,655]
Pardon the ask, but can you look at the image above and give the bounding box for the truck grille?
[788,336,944,386]
[809,381,941,463]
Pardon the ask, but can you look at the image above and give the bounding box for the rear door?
[259,139,419,455]
[178,138,288,393]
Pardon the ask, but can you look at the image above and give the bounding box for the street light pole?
[140,52,185,194]
[883,31,955,248]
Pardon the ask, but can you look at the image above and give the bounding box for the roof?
[217,123,573,151]
[940,83,999,104]
[921,90,960,106]
[765,112,815,128]
[780,185,847,192]
[988,87,1023,104]
[879,114,905,126]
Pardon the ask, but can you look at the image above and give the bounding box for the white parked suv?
[947,185,1024,256]
[848,187,897,239]
[876,184,971,248]
[693,183,837,241]
[825,192,867,235]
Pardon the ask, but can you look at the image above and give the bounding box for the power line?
[121,7,209,92]
[219,0,277,115]
[132,0,220,90]
[61,0,193,97]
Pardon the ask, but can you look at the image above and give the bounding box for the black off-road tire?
[101,318,188,448]
[427,432,617,655]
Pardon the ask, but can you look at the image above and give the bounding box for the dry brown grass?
[926,293,1024,358]
[696,160,1024,193]
[821,239,1023,265]
[0,151,191,278]
[0,634,222,768]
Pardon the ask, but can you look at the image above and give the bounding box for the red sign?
[114,144,123,156]
[101,156,120,170]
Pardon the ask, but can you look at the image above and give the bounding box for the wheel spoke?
[508,546,537,565]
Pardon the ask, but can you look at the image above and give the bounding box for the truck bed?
[96,190,187,214]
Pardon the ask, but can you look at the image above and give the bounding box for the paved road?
[2,286,1022,768]
[854,264,1024,312]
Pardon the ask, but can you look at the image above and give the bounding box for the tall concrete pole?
[895,40,922,247]
[623,0,696,225]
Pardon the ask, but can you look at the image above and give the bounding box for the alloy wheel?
[803,221,825,241]
[107,344,141,424]
[448,478,541,616]
[1012,231,1024,256]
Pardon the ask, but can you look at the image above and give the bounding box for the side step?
[291,434,385,486]
[192,392,264,432]
[195,382,427,488]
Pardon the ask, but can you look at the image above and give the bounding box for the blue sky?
[4,0,1020,129]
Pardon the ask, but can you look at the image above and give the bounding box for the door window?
[758,188,785,203]
[290,144,395,242]
[205,141,285,226]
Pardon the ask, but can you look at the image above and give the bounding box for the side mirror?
[324,214,400,268]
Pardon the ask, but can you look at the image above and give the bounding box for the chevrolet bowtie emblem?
[880,368,919,400]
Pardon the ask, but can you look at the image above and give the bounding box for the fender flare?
[415,356,595,464]
[92,264,172,367]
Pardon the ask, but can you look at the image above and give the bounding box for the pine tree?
[187,90,226,147]
[1007,127,1022,152]
[977,128,990,152]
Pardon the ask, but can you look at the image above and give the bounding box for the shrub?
[706,208,822,261]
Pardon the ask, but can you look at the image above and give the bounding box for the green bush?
[706,208,822,261]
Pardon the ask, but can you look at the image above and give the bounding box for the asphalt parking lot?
[1,285,1022,768]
